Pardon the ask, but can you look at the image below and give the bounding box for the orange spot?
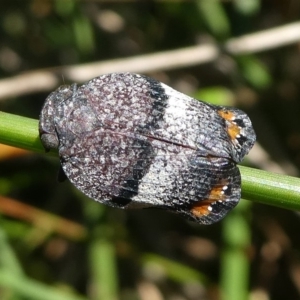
[218,109,240,142]
[190,184,226,217]
[218,109,234,121]
[227,123,240,141]
[191,200,212,217]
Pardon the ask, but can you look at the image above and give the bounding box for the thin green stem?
[240,166,300,210]
[221,200,251,300]
[1,111,300,211]
[89,235,119,300]
[0,227,24,276]
[0,269,87,300]
[0,112,42,153]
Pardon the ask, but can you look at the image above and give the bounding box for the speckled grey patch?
[39,72,256,225]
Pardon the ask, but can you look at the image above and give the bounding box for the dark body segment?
[39,73,256,225]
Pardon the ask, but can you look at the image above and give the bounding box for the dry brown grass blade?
[0,22,299,100]
[0,195,87,241]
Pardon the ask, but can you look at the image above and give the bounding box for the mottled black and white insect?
[39,72,255,225]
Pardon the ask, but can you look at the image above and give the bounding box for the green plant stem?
[89,236,118,300]
[0,112,43,153]
[1,111,300,211]
[240,166,300,210]
[0,269,87,300]
[221,200,251,300]
[0,227,24,276]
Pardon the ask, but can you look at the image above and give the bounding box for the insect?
[39,72,255,225]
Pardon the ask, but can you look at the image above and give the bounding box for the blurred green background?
[1,1,300,299]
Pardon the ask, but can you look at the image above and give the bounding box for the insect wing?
[126,140,241,224]
[59,129,155,208]
[39,72,256,225]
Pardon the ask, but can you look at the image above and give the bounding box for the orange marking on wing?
[191,200,212,217]
[227,123,241,141]
[218,109,241,142]
[218,110,235,121]
[190,184,226,217]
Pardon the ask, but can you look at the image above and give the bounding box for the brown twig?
[0,22,300,100]
[0,195,88,241]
